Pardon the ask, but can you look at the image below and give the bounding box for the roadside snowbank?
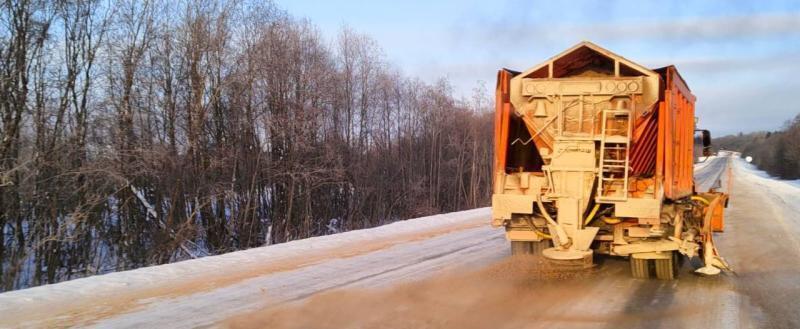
[0,207,490,309]
[725,156,800,260]
[735,158,800,191]
[694,155,718,174]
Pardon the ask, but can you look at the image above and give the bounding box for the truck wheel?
[510,241,532,256]
[630,257,651,279]
[655,252,679,280]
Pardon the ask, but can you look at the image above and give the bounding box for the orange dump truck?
[492,41,729,279]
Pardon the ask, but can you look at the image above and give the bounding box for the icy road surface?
[2,155,800,328]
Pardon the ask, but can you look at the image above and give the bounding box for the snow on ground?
[0,208,492,328]
[3,155,800,328]
[732,157,800,231]
[735,157,800,191]
[1,156,750,312]
[693,155,717,173]
[694,155,729,193]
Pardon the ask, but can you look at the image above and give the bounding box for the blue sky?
[279,0,800,136]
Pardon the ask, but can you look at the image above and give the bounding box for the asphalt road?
[227,155,800,329]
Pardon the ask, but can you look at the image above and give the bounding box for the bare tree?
[0,0,495,291]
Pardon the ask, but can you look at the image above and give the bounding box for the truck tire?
[630,257,650,279]
[655,252,679,280]
[510,241,532,256]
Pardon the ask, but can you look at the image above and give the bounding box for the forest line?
[0,0,494,291]
[714,114,800,180]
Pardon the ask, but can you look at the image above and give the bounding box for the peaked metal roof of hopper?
[654,65,692,92]
[518,41,659,80]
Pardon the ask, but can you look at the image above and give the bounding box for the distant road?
[2,155,799,328]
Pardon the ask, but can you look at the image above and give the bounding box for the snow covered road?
[2,155,800,328]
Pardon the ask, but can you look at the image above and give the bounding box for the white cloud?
[461,12,800,49]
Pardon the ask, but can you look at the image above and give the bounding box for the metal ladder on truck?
[597,109,632,202]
